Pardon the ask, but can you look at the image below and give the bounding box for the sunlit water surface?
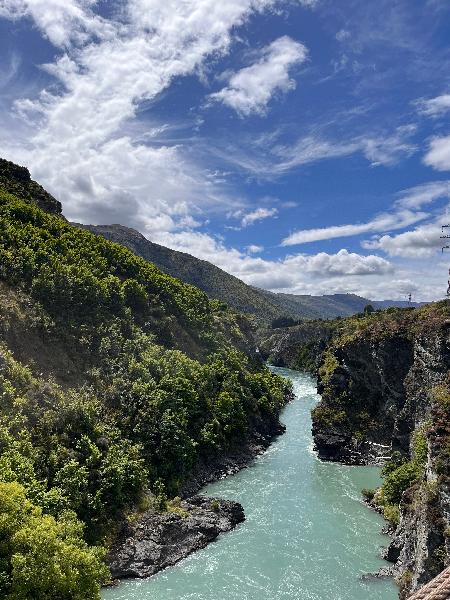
[103,367,398,600]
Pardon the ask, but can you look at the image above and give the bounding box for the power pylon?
[441,225,450,297]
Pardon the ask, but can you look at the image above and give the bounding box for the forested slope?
[82,224,421,326]
[0,160,290,599]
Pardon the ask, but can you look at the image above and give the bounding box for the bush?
[383,461,421,505]
[0,482,108,600]
[361,488,375,502]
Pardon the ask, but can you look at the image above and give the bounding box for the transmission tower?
[441,225,450,297]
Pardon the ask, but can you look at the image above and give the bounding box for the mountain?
[76,224,285,324]
[81,223,423,325]
[258,290,423,320]
[0,160,290,599]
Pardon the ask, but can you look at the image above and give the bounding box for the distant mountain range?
[79,224,423,325]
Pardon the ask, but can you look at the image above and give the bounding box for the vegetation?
[84,224,420,326]
[0,168,291,599]
[374,428,429,526]
[0,482,107,600]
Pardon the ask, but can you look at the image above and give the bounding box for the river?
[103,367,398,600]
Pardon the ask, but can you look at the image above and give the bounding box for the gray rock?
[107,496,245,580]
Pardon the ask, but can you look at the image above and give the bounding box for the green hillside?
[78,224,285,324]
[0,161,289,599]
[82,224,421,325]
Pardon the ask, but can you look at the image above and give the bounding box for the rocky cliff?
[310,303,450,597]
[258,320,335,371]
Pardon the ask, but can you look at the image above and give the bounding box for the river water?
[103,367,398,600]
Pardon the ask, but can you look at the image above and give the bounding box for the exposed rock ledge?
[108,496,245,580]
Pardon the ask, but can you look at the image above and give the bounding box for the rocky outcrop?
[258,320,335,371]
[0,158,62,215]
[107,496,244,580]
[312,333,415,464]
[384,480,448,598]
[309,303,450,597]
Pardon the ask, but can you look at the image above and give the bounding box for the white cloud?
[362,223,441,258]
[361,125,417,167]
[246,244,264,253]
[209,36,308,116]
[2,0,297,230]
[395,180,450,209]
[417,94,450,118]
[281,210,426,246]
[283,249,393,276]
[0,0,115,47]
[281,180,450,247]
[223,125,418,177]
[241,207,278,227]
[424,135,450,171]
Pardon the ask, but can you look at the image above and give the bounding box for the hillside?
[0,161,290,599]
[0,157,62,215]
[76,224,285,325]
[81,224,422,325]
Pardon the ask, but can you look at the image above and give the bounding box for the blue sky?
[1,0,450,300]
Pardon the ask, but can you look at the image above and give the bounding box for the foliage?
[0,178,292,593]
[0,481,107,600]
[361,488,375,502]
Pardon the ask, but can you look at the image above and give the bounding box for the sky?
[1,0,450,301]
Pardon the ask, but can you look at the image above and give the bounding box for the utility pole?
[441,225,450,297]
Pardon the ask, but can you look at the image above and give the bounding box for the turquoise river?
[103,367,398,600]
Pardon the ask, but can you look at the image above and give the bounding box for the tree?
[0,482,108,600]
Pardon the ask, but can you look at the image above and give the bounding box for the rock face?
[107,496,245,580]
[313,333,415,464]
[258,320,335,372]
[310,304,450,597]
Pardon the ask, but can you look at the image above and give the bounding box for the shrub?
[383,461,421,505]
[0,482,108,600]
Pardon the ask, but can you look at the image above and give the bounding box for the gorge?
[103,368,398,600]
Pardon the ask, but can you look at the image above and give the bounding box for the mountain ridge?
[79,223,423,324]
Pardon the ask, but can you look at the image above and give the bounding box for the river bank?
[103,368,397,600]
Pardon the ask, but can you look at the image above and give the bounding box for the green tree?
[0,482,108,600]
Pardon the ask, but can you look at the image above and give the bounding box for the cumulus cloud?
[241,207,278,227]
[424,135,450,171]
[362,223,441,258]
[209,36,308,116]
[417,94,450,118]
